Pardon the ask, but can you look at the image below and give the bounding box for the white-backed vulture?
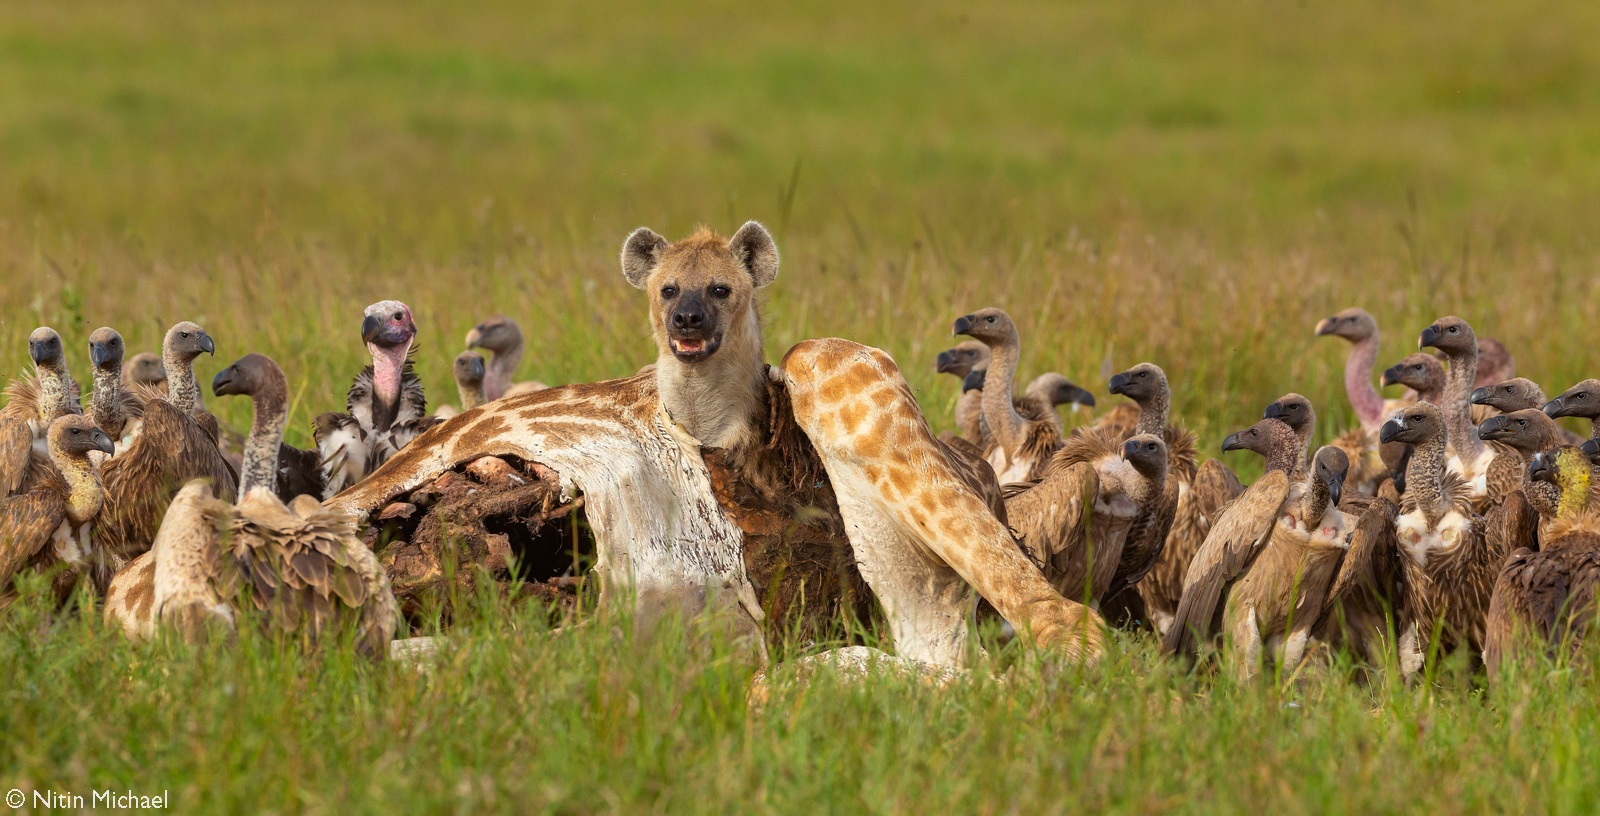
[1419,316,1496,492]
[431,350,488,420]
[466,314,548,400]
[1315,307,1404,432]
[1382,353,1446,405]
[122,351,167,393]
[114,353,397,657]
[1478,409,1566,511]
[953,308,1062,482]
[1544,379,1600,441]
[1474,379,1586,445]
[1,327,84,496]
[0,415,114,607]
[1265,392,1386,500]
[936,340,1094,445]
[86,327,147,449]
[1484,447,1600,686]
[1378,402,1529,674]
[1003,432,1167,607]
[1163,423,1359,679]
[94,322,237,585]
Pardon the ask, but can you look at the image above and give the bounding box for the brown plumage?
[122,352,167,392]
[94,323,236,581]
[1163,423,1353,679]
[1004,431,1167,606]
[110,354,398,657]
[86,327,146,444]
[953,308,1062,482]
[949,364,1091,446]
[1478,409,1565,510]
[1379,401,1524,672]
[467,314,549,400]
[0,416,114,607]
[1484,447,1600,686]
[1474,379,1587,446]
[1316,495,1405,667]
[1545,379,1600,441]
[1,327,84,496]
[1139,456,1244,635]
[1419,316,1496,489]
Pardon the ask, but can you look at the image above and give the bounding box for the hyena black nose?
[673,309,705,330]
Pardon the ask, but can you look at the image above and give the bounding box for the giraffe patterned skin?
[780,338,1105,667]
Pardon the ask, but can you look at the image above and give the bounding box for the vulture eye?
[70,428,81,435]
[661,286,678,298]
[1138,372,1148,379]
[711,285,731,298]
[1448,326,1459,334]
[179,332,189,339]
[985,316,996,324]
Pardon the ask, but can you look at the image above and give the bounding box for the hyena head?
[619,221,779,449]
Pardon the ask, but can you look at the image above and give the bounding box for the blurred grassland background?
[6,1,1600,812]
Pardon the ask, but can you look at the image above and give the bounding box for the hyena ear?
[728,221,779,289]
[621,227,668,289]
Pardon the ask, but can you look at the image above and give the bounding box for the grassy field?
[4,0,1600,811]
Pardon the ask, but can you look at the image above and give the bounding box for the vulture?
[337,300,440,467]
[466,314,548,400]
[86,327,146,448]
[0,415,114,607]
[1475,337,1516,389]
[1163,421,1364,679]
[1,327,83,496]
[1378,402,1530,674]
[1265,393,1385,500]
[432,350,488,420]
[1315,307,1405,432]
[94,322,237,584]
[1382,353,1446,406]
[936,340,1094,446]
[1484,446,1600,686]
[953,308,1063,482]
[122,351,167,392]
[1105,363,1238,636]
[1419,316,1496,492]
[1477,409,1566,511]
[312,412,368,499]
[1002,432,1168,607]
[123,353,398,656]
[1544,379,1600,440]
[1474,378,1588,445]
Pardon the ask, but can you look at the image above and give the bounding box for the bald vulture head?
[951,307,1018,346]
[212,353,287,401]
[935,341,989,379]
[123,352,167,389]
[28,327,66,369]
[1221,417,1300,474]
[1471,378,1547,414]
[1108,363,1167,405]
[48,414,115,458]
[454,351,486,391]
[1263,393,1315,437]
[362,300,418,350]
[1121,434,1169,484]
[465,315,522,356]
[87,327,126,373]
[1476,409,1562,455]
[1379,402,1447,446]
[1314,308,1378,343]
[1382,352,1445,395]
[1312,446,1349,508]
[164,321,215,361]
[1418,315,1476,358]
[1545,380,1600,421]
[1027,373,1096,410]
[1476,337,1515,386]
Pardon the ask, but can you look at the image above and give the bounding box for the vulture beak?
[1379,418,1404,444]
[1263,401,1286,420]
[211,366,239,397]
[1419,324,1442,349]
[463,355,486,381]
[1108,372,1131,395]
[1543,397,1568,418]
[1583,439,1600,467]
[91,430,115,456]
[89,341,115,369]
[1529,452,1557,485]
[465,325,486,349]
[961,368,987,394]
[934,350,959,375]
[28,340,47,365]
[361,314,383,345]
[1221,432,1245,453]
[952,315,975,337]
[1380,364,1404,387]
[1062,385,1096,409]
[1326,469,1344,509]
[1314,317,1336,337]
[1477,416,1509,441]
[1469,386,1493,406]
[198,333,215,355]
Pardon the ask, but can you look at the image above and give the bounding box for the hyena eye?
[710,285,731,298]
[661,286,678,299]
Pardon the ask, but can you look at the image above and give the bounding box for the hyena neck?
[655,310,766,451]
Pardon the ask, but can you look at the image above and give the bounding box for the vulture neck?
[49,447,103,526]
[1343,334,1385,431]
[239,385,288,498]
[1262,444,1300,478]
[955,388,984,443]
[1135,387,1169,438]
[1406,432,1450,528]
[980,335,1029,456]
[1440,347,1484,466]
[90,365,125,438]
[366,340,411,431]
[1291,421,1314,483]
[1299,472,1332,523]
[164,348,199,415]
[483,339,523,402]
[458,380,486,412]
[35,361,78,422]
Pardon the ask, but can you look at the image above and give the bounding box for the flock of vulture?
[2,292,1599,686]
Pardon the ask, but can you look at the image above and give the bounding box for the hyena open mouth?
[669,333,723,362]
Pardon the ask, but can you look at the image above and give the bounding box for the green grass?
[4,0,1600,811]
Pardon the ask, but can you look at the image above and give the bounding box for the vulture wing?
[98,400,238,565]
[1326,497,1402,617]
[0,415,31,496]
[1003,461,1097,575]
[0,484,67,593]
[1162,469,1290,658]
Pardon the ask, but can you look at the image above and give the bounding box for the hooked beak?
[1221,432,1245,453]
[211,367,238,397]
[1379,418,1404,444]
[1314,317,1336,337]
[1419,324,1442,349]
[198,333,215,355]
[1263,401,1286,420]
[951,314,976,337]
[1470,386,1493,406]
[465,325,485,349]
[1064,386,1097,409]
[28,340,47,365]
[361,314,383,345]
[1583,439,1600,466]
[1476,416,1510,441]
[90,342,115,369]
[1108,372,1131,396]
[1529,452,1557,484]
[961,368,987,394]
[1380,365,1404,387]
[1543,397,1568,418]
[91,430,115,456]
[934,350,959,375]
[1326,469,1344,508]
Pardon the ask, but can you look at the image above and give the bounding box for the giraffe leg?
[780,339,1105,667]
